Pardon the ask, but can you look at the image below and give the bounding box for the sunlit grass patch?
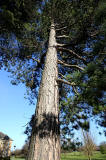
[11,152,106,160]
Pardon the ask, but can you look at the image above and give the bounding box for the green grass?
[61,152,106,160]
[11,152,106,160]
[11,157,24,160]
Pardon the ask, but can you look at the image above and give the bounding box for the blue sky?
[0,70,105,151]
[0,70,35,150]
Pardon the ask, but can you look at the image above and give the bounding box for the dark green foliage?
[61,138,82,152]
[0,0,41,33]
[24,114,34,139]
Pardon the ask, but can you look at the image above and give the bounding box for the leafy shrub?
[99,142,106,154]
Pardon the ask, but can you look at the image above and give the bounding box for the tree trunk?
[88,156,91,160]
[27,21,60,160]
[88,154,91,160]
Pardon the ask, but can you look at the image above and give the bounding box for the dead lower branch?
[27,56,40,63]
[56,26,67,31]
[56,35,69,38]
[59,73,67,80]
[73,86,79,95]
[58,59,84,71]
[57,43,71,47]
[57,46,86,62]
[57,78,76,86]
[22,45,38,48]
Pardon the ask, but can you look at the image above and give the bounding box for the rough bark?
[27,22,60,160]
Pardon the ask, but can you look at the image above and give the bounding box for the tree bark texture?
[27,22,60,160]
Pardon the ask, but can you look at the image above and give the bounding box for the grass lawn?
[11,158,24,160]
[11,152,106,160]
[61,152,106,160]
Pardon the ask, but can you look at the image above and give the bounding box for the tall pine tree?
[0,0,106,159]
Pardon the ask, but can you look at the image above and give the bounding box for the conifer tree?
[0,0,106,159]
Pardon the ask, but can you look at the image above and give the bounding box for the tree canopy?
[0,0,106,139]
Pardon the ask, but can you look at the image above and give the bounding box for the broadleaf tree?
[0,0,106,160]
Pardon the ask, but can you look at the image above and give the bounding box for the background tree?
[0,0,106,160]
[82,130,96,160]
[21,142,29,158]
[99,142,106,154]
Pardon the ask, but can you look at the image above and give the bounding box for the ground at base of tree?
[11,151,106,160]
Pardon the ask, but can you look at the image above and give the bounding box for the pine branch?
[56,35,69,38]
[0,46,14,52]
[58,73,68,80]
[55,21,76,30]
[57,46,86,62]
[56,26,68,31]
[89,30,100,37]
[56,78,76,86]
[57,43,71,47]
[21,45,38,48]
[27,56,40,63]
[58,73,73,83]
[58,59,84,71]
[73,86,79,95]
